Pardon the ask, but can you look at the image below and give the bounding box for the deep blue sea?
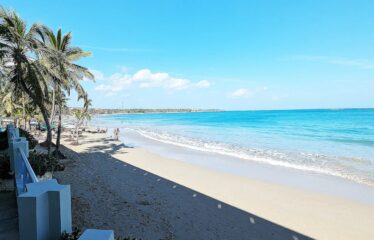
[98,109,374,186]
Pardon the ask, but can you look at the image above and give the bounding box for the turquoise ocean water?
[98,109,374,186]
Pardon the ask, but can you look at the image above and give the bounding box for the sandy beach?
[3,3,374,240]
[54,132,374,240]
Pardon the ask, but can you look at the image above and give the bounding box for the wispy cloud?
[195,80,211,88]
[80,45,158,53]
[94,68,211,95]
[228,86,269,99]
[288,55,374,69]
[228,88,251,98]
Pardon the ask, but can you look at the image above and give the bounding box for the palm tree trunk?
[39,104,52,155]
[75,126,78,144]
[55,103,62,153]
[50,86,56,126]
[19,80,52,155]
[22,93,26,130]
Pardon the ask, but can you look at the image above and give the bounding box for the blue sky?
[3,0,374,110]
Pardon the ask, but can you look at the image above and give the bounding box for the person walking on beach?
[113,128,120,141]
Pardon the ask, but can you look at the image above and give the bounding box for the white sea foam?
[133,128,374,186]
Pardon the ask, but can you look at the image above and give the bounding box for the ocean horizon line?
[227,107,374,112]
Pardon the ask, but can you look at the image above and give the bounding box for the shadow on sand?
[56,144,313,240]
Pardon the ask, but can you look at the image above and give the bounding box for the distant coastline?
[68,108,224,115]
[66,107,374,116]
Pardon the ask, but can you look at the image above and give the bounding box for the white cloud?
[95,84,112,91]
[94,71,132,95]
[165,78,190,90]
[94,68,210,95]
[133,69,190,89]
[229,88,251,98]
[195,80,211,88]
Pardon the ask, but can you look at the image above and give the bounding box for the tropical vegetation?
[28,152,64,177]
[0,7,94,156]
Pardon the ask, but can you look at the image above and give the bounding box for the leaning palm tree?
[72,94,91,144]
[0,8,62,154]
[38,27,94,156]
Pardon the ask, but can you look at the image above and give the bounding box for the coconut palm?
[0,76,39,129]
[1,91,21,117]
[72,95,91,144]
[38,27,94,156]
[0,8,62,154]
[0,71,32,128]
[54,91,68,156]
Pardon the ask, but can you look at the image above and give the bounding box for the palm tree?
[39,27,94,156]
[1,76,40,129]
[73,95,91,144]
[0,9,93,155]
[1,92,22,126]
[54,91,68,156]
[0,73,34,128]
[0,8,62,154]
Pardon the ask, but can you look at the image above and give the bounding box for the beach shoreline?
[55,131,374,239]
[94,109,374,188]
[119,128,374,204]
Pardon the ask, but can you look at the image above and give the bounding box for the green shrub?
[0,151,65,179]
[19,128,38,150]
[29,152,64,176]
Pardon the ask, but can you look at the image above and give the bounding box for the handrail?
[18,147,39,183]
[7,124,39,193]
[8,127,17,140]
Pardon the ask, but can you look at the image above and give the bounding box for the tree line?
[0,7,93,156]
[76,108,223,115]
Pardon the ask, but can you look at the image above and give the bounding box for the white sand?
[55,132,374,240]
